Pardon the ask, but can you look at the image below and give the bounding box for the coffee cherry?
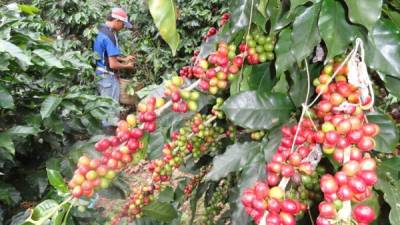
[72,186,83,198]
[352,205,375,223]
[269,187,284,200]
[319,201,336,219]
[281,199,299,214]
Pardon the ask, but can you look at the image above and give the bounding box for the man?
[93,7,135,127]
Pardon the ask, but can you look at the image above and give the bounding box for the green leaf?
[289,63,322,107]
[266,0,282,31]
[147,130,165,160]
[205,142,261,181]
[198,0,252,59]
[18,4,40,15]
[232,63,273,95]
[0,132,14,155]
[128,217,160,225]
[384,75,400,98]
[147,0,180,55]
[7,126,39,137]
[257,0,268,17]
[46,169,68,193]
[136,84,161,99]
[142,201,178,223]
[0,84,14,109]
[0,39,31,68]
[345,0,382,30]
[52,205,66,225]
[378,157,400,177]
[231,150,265,225]
[40,95,62,119]
[289,0,311,14]
[272,74,289,93]
[275,27,296,74]
[291,3,321,63]
[263,127,282,161]
[0,182,21,206]
[158,186,174,203]
[318,0,357,59]
[366,111,399,153]
[33,50,64,68]
[43,116,64,135]
[375,157,400,225]
[252,10,267,32]
[384,7,400,28]
[31,200,59,221]
[222,91,294,130]
[365,19,400,78]
[10,211,31,225]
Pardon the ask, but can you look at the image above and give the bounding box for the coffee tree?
[10,0,400,225]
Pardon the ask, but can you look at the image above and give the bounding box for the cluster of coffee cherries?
[219,13,230,26]
[250,130,266,141]
[191,42,244,95]
[201,13,230,41]
[179,50,201,78]
[242,182,306,224]
[308,59,378,224]
[169,113,224,160]
[69,114,143,198]
[266,120,318,187]
[242,124,318,225]
[183,167,209,196]
[241,120,319,223]
[242,57,379,224]
[203,27,217,41]
[148,113,225,184]
[137,97,162,133]
[313,59,371,108]
[201,179,231,225]
[164,75,200,112]
[111,184,156,225]
[317,156,377,224]
[286,166,326,207]
[211,97,225,119]
[241,30,276,64]
[225,125,238,140]
[69,155,116,198]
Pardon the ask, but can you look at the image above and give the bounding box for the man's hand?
[117,55,136,63]
[109,56,134,70]
[125,62,134,69]
[125,55,136,62]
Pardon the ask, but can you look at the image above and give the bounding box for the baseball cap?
[111,7,132,29]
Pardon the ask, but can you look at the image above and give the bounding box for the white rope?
[347,38,375,110]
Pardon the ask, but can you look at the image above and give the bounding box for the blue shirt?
[93,26,121,74]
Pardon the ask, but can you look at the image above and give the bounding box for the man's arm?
[108,56,134,70]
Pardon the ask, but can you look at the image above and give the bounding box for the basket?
[119,78,143,105]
